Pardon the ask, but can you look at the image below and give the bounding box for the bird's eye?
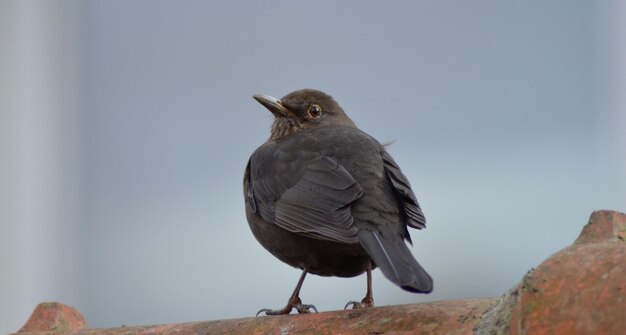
[308,104,322,118]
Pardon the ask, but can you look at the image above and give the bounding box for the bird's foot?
[344,296,374,310]
[256,297,317,316]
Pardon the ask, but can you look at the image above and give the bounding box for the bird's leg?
[344,262,375,309]
[257,269,317,316]
[361,262,375,306]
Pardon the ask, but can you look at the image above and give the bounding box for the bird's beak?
[253,94,292,117]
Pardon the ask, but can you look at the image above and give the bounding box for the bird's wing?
[248,155,363,244]
[381,149,426,229]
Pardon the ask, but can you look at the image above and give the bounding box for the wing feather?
[249,153,363,244]
[381,150,426,229]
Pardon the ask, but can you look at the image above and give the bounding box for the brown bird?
[244,89,432,315]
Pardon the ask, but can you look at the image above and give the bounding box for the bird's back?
[248,124,412,243]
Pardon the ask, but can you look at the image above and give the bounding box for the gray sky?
[2,0,625,332]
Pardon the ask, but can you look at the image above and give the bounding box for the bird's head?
[253,89,356,141]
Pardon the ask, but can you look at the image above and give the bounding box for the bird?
[244,89,432,316]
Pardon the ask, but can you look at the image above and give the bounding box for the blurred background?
[1,0,625,333]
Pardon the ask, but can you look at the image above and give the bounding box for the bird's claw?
[256,299,317,316]
[344,297,374,310]
[256,308,276,317]
[344,301,361,310]
[296,304,317,314]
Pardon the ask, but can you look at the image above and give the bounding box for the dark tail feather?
[357,230,433,293]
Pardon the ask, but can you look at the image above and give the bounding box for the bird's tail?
[357,230,433,293]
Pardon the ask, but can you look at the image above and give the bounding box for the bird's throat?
[269,118,306,141]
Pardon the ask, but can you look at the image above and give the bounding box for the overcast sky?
[2,0,625,332]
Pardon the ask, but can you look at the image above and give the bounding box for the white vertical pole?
[0,1,84,332]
